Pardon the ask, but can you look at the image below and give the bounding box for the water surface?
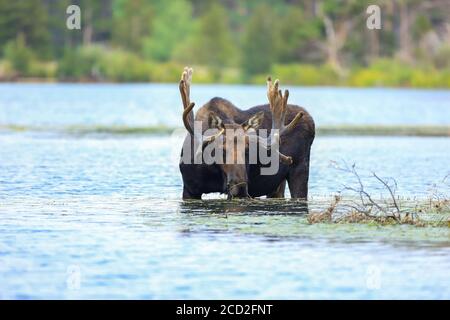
[1,83,450,128]
[0,84,449,299]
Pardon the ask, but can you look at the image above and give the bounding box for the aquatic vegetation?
[177,197,450,245]
[2,124,449,138]
[316,125,450,137]
[307,163,450,228]
[324,199,449,227]
[307,195,341,224]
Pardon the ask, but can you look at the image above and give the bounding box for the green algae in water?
[177,199,450,246]
[1,124,450,137]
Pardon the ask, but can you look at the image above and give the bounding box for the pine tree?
[0,0,50,58]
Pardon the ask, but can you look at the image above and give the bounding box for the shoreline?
[1,78,450,89]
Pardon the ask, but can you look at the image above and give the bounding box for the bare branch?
[373,172,400,215]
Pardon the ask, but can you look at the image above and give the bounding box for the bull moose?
[178,67,315,200]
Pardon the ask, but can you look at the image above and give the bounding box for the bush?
[148,61,185,83]
[3,34,35,76]
[368,59,414,86]
[57,46,103,80]
[349,58,450,88]
[250,64,340,86]
[438,70,450,88]
[220,68,242,84]
[0,60,14,79]
[28,61,57,78]
[58,45,153,82]
[98,49,152,82]
[348,69,387,87]
[433,45,450,69]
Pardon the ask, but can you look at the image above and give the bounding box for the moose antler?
[255,135,293,165]
[254,77,304,165]
[179,67,225,146]
[179,67,195,135]
[267,77,303,142]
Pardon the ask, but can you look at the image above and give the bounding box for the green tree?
[3,33,35,75]
[181,1,236,67]
[277,7,322,63]
[78,0,113,45]
[0,0,50,58]
[112,0,153,51]
[45,0,81,55]
[241,4,277,77]
[319,0,369,70]
[142,0,193,62]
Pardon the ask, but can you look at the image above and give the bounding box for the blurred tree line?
[0,0,449,87]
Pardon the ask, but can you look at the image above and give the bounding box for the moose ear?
[208,112,224,129]
[242,111,264,131]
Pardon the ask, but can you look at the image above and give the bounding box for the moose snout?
[227,181,249,199]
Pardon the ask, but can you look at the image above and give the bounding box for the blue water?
[1,83,450,127]
[0,84,449,299]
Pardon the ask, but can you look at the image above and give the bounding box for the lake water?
[1,83,450,127]
[0,84,449,299]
